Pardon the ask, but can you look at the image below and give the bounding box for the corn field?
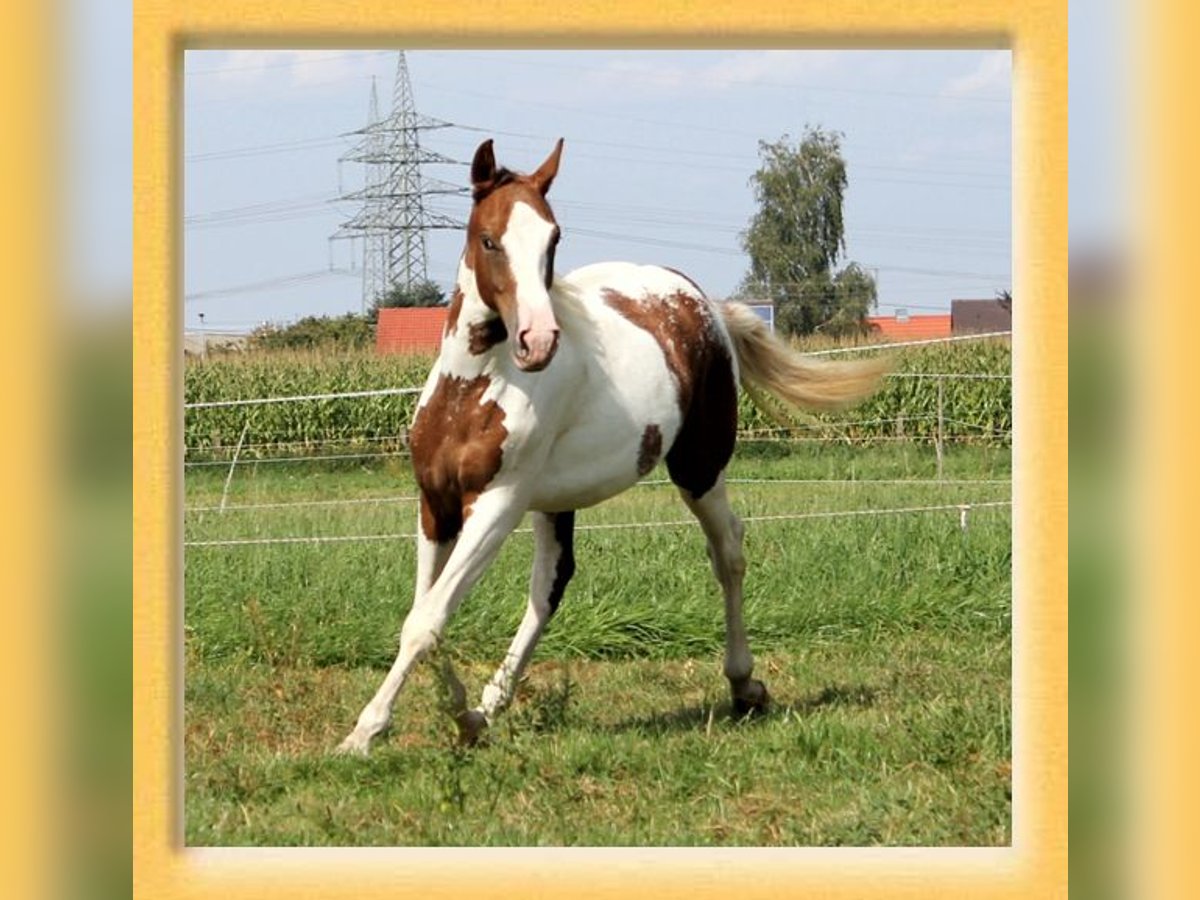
[183,338,1011,459]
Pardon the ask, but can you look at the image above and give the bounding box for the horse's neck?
[436,270,506,376]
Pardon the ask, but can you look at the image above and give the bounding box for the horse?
[337,138,885,754]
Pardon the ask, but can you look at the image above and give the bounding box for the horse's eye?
[482,236,498,252]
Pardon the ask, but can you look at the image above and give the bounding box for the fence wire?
[184,499,1012,548]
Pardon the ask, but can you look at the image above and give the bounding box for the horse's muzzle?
[514,328,560,372]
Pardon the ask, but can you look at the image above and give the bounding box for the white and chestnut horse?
[339,139,883,754]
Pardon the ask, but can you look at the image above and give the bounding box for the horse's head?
[466,138,564,372]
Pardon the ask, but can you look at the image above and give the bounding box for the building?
[865,298,1011,342]
[865,311,952,342]
[740,302,776,331]
[375,307,449,354]
[950,298,1012,334]
[183,330,249,357]
[374,297,1010,354]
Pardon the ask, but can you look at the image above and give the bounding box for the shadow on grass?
[796,683,879,713]
[605,701,740,737]
[605,682,880,737]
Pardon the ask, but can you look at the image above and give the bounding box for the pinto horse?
[338,139,884,754]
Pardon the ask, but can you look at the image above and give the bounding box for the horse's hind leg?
[678,474,769,715]
[460,510,576,744]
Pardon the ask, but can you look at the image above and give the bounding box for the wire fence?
[183,330,1012,550]
[183,500,1012,549]
[181,366,1009,413]
[803,331,1011,356]
[184,477,1013,515]
[184,386,423,411]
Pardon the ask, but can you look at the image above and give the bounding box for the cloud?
[207,50,282,87]
[583,51,844,99]
[289,52,378,88]
[698,51,842,91]
[195,50,377,90]
[942,51,1011,99]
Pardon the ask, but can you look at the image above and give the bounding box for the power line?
[185,184,1008,250]
[185,117,1008,189]
[436,129,1009,191]
[184,192,337,227]
[447,123,1009,183]
[184,268,357,302]
[186,136,349,163]
[555,225,1009,283]
[416,80,1010,169]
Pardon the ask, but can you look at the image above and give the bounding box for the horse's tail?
[719,301,888,413]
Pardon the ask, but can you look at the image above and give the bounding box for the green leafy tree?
[739,128,876,337]
[247,313,373,352]
[369,279,445,324]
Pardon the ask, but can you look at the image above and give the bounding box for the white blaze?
[502,201,559,369]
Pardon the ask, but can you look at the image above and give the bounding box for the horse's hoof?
[335,733,372,757]
[456,710,489,747]
[732,679,770,717]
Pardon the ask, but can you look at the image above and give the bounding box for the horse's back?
[548,261,739,502]
[559,261,704,307]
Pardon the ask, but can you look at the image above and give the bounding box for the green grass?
[184,443,1011,846]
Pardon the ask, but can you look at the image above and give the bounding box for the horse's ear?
[530,138,564,197]
[471,140,497,194]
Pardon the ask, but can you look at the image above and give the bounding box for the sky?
[66,3,1125,329]
[181,49,1013,332]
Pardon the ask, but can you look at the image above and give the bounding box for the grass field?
[183,442,1012,846]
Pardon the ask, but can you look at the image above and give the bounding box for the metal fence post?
[935,376,945,480]
[219,421,250,513]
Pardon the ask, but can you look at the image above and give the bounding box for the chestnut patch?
[603,288,737,499]
[444,288,465,337]
[637,424,663,476]
[410,374,508,542]
[467,317,508,355]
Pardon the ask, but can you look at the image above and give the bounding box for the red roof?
[866,314,952,342]
[376,307,448,354]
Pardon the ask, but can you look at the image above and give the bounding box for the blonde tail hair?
[719,301,888,413]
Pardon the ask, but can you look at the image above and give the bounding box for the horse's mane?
[472,167,521,201]
[548,277,605,360]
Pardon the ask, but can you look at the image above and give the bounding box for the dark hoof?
[732,679,770,717]
[455,709,489,747]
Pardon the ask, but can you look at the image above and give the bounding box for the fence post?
[935,376,945,481]
[219,421,250,514]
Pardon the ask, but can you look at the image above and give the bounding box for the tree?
[368,279,445,324]
[247,313,373,352]
[739,128,877,337]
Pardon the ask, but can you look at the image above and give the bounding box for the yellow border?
[1136,3,1200,899]
[134,2,1066,897]
[3,3,53,899]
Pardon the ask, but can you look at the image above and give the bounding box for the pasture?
[183,440,1012,846]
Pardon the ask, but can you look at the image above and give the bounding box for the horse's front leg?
[457,510,576,744]
[337,489,525,755]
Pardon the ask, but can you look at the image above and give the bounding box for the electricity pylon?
[333,51,466,311]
